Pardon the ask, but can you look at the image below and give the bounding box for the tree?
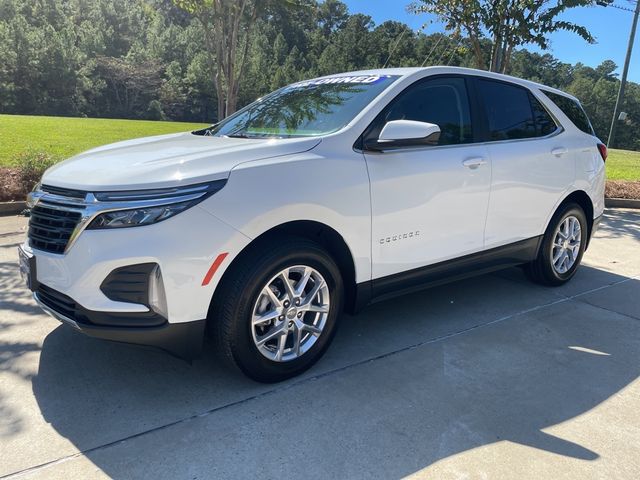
[409,0,595,73]
[317,0,348,35]
[172,0,298,120]
[94,56,163,118]
[409,0,486,69]
[3,0,640,151]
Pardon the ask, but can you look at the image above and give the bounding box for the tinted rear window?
[477,79,557,140]
[542,90,595,136]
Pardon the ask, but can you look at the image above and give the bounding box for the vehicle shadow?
[596,208,640,240]
[26,265,640,478]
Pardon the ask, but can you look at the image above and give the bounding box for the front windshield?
[210,74,400,139]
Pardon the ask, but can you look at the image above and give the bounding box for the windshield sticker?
[290,75,387,88]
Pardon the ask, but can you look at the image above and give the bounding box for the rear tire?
[209,236,343,383]
[525,203,588,286]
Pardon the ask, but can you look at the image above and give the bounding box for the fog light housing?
[100,263,168,319]
[148,265,168,319]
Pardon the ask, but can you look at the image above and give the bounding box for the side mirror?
[366,120,441,151]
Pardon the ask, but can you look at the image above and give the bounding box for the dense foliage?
[409,0,596,73]
[1,0,639,149]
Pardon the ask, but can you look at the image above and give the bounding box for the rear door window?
[477,79,558,141]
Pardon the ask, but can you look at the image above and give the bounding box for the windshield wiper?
[226,133,266,139]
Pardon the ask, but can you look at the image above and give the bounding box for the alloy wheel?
[551,215,582,274]
[251,265,330,362]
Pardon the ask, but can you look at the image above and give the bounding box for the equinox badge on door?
[379,230,420,245]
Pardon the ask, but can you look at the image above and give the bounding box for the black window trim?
[356,73,563,154]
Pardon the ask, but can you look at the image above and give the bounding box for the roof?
[314,66,578,102]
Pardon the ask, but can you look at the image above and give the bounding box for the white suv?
[19,67,606,382]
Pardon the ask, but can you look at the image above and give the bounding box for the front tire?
[209,237,343,383]
[525,203,588,286]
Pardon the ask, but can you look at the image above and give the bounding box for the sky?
[342,0,640,82]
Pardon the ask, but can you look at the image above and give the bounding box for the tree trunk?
[490,4,508,72]
[497,15,514,74]
[213,3,227,120]
[216,69,225,121]
[471,37,485,70]
[224,0,252,117]
[179,0,260,120]
[501,43,514,74]
[228,6,256,115]
[197,11,223,122]
[465,29,485,70]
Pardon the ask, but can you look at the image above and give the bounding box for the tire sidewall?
[229,244,343,381]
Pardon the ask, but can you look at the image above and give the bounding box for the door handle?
[551,147,569,156]
[462,157,487,169]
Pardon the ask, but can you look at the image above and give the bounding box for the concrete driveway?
[1,209,639,479]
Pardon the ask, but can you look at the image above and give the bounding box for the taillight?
[597,143,608,162]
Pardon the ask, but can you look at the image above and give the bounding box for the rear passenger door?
[476,78,572,248]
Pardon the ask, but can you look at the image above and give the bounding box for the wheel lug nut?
[279,315,284,321]
[297,312,302,318]
[295,299,300,306]
[284,301,290,308]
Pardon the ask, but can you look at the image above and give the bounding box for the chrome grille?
[28,203,83,254]
[40,184,87,199]
[26,180,224,254]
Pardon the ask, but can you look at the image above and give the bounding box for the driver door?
[363,76,491,280]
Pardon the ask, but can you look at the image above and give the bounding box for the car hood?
[42,132,322,191]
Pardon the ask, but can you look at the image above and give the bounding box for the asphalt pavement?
[1,209,639,479]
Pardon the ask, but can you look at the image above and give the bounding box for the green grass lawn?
[0,114,209,167]
[607,149,640,181]
[1,114,639,182]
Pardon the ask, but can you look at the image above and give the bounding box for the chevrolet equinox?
[19,67,606,382]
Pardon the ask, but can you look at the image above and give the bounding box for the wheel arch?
[548,190,595,248]
[210,220,361,317]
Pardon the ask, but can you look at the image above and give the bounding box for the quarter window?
[531,95,557,137]
[542,90,595,136]
[477,79,557,141]
[379,77,474,146]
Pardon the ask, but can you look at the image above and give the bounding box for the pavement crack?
[570,296,640,322]
[0,231,25,239]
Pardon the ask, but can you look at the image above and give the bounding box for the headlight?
[87,179,226,230]
[88,201,193,229]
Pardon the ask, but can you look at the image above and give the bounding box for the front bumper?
[22,203,251,359]
[33,283,205,359]
[30,206,249,322]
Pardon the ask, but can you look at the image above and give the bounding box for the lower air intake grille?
[35,283,166,328]
[37,284,77,320]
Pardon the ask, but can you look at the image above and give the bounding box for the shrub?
[14,151,58,193]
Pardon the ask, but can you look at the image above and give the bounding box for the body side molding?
[354,236,543,310]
